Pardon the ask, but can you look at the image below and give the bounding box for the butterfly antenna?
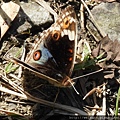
[68,80,79,95]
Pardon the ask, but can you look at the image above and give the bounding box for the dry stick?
[102,83,106,115]
[80,3,85,32]
[24,91,87,115]
[0,86,27,98]
[0,74,25,95]
[80,0,106,37]
[5,99,32,105]
[9,73,22,82]
[0,108,25,117]
[86,25,100,42]
[85,105,102,110]
[83,82,97,100]
[0,74,87,115]
[83,88,97,100]
[1,85,87,115]
[83,83,106,100]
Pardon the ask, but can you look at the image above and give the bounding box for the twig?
[102,82,106,115]
[9,73,22,82]
[24,91,87,115]
[0,74,25,95]
[5,99,33,105]
[0,85,27,98]
[86,25,100,42]
[0,108,26,117]
[0,74,87,115]
[80,3,85,32]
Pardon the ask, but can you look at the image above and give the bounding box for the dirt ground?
[0,0,120,120]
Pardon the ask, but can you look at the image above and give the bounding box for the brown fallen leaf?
[92,35,120,79]
[0,1,20,39]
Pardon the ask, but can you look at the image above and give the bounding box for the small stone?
[88,2,120,41]
[8,1,53,35]
[8,103,16,111]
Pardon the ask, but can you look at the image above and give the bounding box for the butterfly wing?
[10,6,77,87]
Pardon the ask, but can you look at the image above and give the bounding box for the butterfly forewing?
[46,8,77,76]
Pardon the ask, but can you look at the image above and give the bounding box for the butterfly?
[9,5,77,87]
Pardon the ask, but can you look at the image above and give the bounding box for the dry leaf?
[92,35,120,79]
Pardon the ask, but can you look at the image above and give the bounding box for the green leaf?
[5,47,23,73]
[115,86,120,117]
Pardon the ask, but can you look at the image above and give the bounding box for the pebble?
[88,2,120,41]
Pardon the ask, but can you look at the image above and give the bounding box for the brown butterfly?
[9,5,77,87]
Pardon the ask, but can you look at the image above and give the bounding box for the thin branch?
[0,86,27,98]
[0,74,87,115]
[80,3,85,32]
[102,82,106,115]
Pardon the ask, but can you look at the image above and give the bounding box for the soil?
[0,0,120,120]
